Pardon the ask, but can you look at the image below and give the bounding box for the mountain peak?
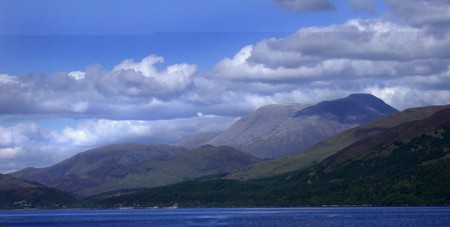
[296,93,398,124]
[348,93,376,98]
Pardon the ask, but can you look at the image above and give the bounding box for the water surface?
[1,207,449,226]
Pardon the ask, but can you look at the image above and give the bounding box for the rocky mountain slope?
[13,144,259,196]
[97,106,450,207]
[0,174,77,209]
[180,94,398,158]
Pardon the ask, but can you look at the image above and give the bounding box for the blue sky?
[0,0,449,172]
[0,0,387,75]
[1,34,291,75]
[1,0,375,35]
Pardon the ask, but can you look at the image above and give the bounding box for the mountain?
[96,106,450,208]
[13,144,187,196]
[180,94,398,159]
[0,174,77,209]
[13,144,259,197]
[227,104,450,180]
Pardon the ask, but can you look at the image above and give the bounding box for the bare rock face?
[181,94,398,159]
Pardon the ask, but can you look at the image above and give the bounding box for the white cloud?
[0,147,21,159]
[385,0,450,29]
[365,86,450,110]
[0,74,19,84]
[205,18,450,111]
[0,55,198,119]
[0,123,62,172]
[68,71,86,80]
[112,55,197,91]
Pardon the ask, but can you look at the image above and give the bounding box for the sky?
[0,0,449,173]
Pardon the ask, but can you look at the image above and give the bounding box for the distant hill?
[227,105,450,180]
[0,174,77,209]
[179,94,398,159]
[13,144,260,196]
[96,106,450,207]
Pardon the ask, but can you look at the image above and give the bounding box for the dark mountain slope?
[0,174,77,209]
[182,94,398,158]
[96,106,450,207]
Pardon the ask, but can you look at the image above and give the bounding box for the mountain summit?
[296,94,398,124]
[180,94,398,158]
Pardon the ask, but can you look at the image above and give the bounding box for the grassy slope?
[227,105,450,180]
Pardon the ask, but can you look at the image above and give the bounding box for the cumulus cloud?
[350,0,376,14]
[274,0,336,12]
[0,123,57,172]
[207,18,450,110]
[0,147,21,159]
[0,74,19,84]
[385,0,450,29]
[0,55,198,120]
[112,55,196,92]
[212,19,450,78]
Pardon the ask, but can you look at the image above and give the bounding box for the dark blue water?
[1,207,449,226]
